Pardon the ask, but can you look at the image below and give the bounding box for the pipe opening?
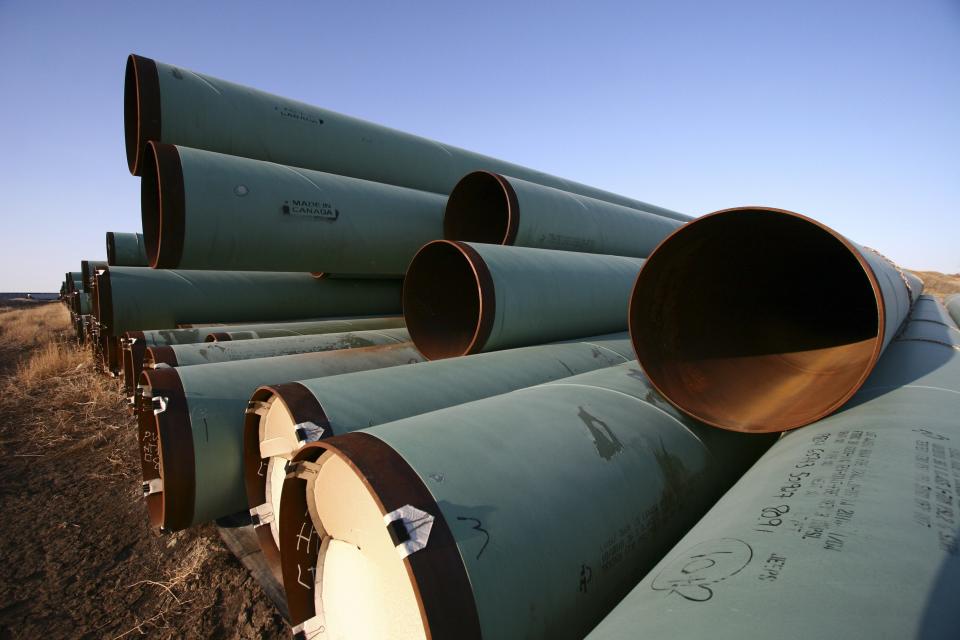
[402,241,491,360]
[106,232,117,265]
[307,449,428,640]
[630,207,881,432]
[443,171,517,245]
[124,55,160,175]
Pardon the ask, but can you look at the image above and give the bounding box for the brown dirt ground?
[0,304,286,639]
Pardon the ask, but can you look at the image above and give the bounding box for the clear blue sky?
[1,0,957,291]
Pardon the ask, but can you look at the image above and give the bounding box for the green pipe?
[146,328,410,368]
[277,362,774,639]
[124,55,688,222]
[630,206,923,432]
[120,316,405,397]
[142,143,445,275]
[444,171,683,256]
[137,343,424,531]
[948,293,960,328]
[403,240,643,359]
[244,333,635,569]
[587,301,960,640]
[106,231,148,266]
[80,260,107,293]
[97,266,401,336]
[78,292,91,316]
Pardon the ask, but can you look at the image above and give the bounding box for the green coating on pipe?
[159,328,410,366]
[136,317,405,347]
[106,231,148,266]
[144,144,446,275]
[125,54,688,222]
[630,207,924,432]
[444,171,683,256]
[403,241,643,359]
[291,363,773,638]
[947,293,960,328]
[586,303,960,640]
[78,292,91,316]
[278,333,633,436]
[144,343,424,527]
[99,266,401,336]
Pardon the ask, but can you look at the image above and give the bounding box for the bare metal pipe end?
[443,171,519,245]
[278,433,479,636]
[403,240,495,360]
[141,141,185,269]
[206,332,233,343]
[243,383,328,580]
[124,54,161,176]
[137,368,195,532]
[629,206,883,433]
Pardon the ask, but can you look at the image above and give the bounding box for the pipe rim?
[629,206,885,433]
[145,345,178,368]
[124,54,161,176]
[105,232,117,266]
[141,142,185,269]
[207,332,233,342]
[402,240,495,360]
[138,368,195,531]
[279,433,480,638]
[443,171,519,245]
[243,383,329,578]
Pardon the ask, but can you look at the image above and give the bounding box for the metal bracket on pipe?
[295,421,325,443]
[142,478,163,497]
[245,400,270,416]
[285,460,322,481]
[152,396,169,415]
[249,502,274,526]
[384,505,434,559]
[291,617,324,640]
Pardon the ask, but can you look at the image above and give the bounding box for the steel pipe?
[629,206,922,432]
[137,343,424,530]
[142,143,445,274]
[145,328,409,368]
[97,266,401,336]
[587,300,960,640]
[244,333,634,572]
[403,241,643,359]
[948,293,960,328]
[80,260,107,293]
[278,362,774,639]
[444,171,683,256]
[124,55,688,222]
[120,317,405,396]
[106,231,148,266]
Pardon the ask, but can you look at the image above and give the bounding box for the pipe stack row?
[53,54,959,639]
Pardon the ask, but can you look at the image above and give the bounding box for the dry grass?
[0,303,69,347]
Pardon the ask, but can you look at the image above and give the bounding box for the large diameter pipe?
[629,206,922,433]
[403,241,643,359]
[444,171,683,256]
[277,362,775,639]
[142,143,446,275]
[121,317,405,396]
[80,260,107,293]
[106,231,148,266]
[244,333,634,571]
[146,328,410,368]
[586,302,960,640]
[124,55,688,222]
[137,343,424,531]
[948,293,960,328]
[97,266,401,336]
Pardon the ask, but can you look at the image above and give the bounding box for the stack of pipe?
[52,52,958,639]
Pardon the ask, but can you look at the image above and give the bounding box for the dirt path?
[0,305,286,639]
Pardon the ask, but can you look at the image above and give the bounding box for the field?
[0,304,283,639]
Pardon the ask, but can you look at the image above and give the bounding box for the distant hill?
[907,271,960,300]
